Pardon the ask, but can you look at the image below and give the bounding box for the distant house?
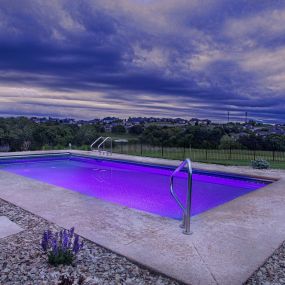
[188,118,211,126]
[200,119,211,125]
[104,125,112,132]
[102,117,120,124]
[189,118,199,125]
[231,132,249,139]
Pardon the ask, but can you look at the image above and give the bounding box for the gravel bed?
[245,242,285,285]
[0,199,181,285]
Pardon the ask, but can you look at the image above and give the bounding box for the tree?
[129,125,143,135]
[111,125,126,134]
[238,134,264,150]
[73,125,98,145]
[219,135,242,149]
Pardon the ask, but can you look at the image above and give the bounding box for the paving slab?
[0,216,23,238]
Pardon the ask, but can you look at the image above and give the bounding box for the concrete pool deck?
[0,150,284,285]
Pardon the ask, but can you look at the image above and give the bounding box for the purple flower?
[41,227,83,262]
[41,231,49,252]
[59,229,63,245]
[52,237,58,255]
[62,230,69,251]
[69,227,74,238]
[72,234,80,254]
[67,227,74,248]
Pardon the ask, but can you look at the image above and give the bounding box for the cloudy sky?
[0,0,285,122]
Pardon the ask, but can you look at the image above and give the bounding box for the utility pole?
[227,111,230,123]
[245,112,248,123]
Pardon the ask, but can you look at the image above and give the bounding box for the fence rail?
[112,143,285,163]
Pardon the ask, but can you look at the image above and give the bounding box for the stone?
[0,216,23,238]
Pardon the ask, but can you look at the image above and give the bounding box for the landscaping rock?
[2,197,285,285]
[245,240,285,285]
[0,199,180,285]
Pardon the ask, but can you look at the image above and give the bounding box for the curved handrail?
[170,159,193,235]
[98,137,112,155]
[98,137,110,149]
[90,137,103,150]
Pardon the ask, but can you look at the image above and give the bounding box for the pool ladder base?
[180,216,192,235]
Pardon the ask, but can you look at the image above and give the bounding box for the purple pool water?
[0,155,268,219]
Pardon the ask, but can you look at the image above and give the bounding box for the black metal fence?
[112,143,285,163]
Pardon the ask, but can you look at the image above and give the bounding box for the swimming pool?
[0,154,270,219]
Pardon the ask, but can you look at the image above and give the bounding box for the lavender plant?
[41,227,83,266]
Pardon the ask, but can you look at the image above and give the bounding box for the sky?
[0,0,285,122]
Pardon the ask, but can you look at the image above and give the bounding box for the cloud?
[0,0,284,122]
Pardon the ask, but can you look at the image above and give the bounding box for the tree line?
[0,117,285,152]
[139,124,285,151]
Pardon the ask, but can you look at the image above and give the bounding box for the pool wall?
[0,150,275,183]
[0,152,270,220]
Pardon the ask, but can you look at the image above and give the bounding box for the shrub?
[42,144,53,150]
[76,145,89,151]
[0,145,10,152]
[41,227,83,266]
[251,159,270,169]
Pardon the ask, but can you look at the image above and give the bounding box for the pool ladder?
[170,159,193,235]
[90,137,112,155]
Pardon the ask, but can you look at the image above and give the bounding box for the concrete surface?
[0,216,23,238]
[0,150,284,285]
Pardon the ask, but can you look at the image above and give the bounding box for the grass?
[42,143,285,169]
[112,145,285,169]
[195,159,285,169]
[97,133,139,140]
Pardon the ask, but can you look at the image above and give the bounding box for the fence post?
[161,144,164,157]
[205,149,208,160]
[229,147,232,160]
[183,144,186,159]
[140,142,143,156]
[273,150,275,162]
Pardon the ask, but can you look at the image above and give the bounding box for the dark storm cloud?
[0,0,285,122]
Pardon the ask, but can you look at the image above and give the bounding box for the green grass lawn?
[44,143,285,169]
[112,145,285,169]
[194,159,285,169]
[97,133,139,140]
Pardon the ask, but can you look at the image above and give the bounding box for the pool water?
[0,155,269,219]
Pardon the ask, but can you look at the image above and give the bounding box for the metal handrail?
[90,137,103,150]
[170,159,193,235]
[98,137,112,155]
